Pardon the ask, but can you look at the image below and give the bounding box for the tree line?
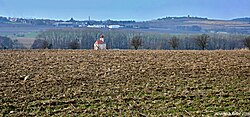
[0,36,26,49]
[31,28,250,50]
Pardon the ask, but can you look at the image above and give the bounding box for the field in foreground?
[0,50,250,116]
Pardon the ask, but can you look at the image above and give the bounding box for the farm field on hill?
[0,50,250,116]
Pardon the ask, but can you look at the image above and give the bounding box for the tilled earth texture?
[0,50,250,116]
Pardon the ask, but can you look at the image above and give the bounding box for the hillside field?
[14,37,36,49]
[0,50,250,116]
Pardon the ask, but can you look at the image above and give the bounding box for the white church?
[94,35,106,50]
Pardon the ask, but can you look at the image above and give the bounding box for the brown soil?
[0,50,250,116]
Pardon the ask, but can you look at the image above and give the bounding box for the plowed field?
[1,50,250,116]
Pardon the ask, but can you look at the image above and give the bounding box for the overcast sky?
[0,0,249,21]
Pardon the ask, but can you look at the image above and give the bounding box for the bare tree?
[0,36,13,49]
[31,39,49,49]
[243,36,250,49]
[48,43,53,49]
[195,34,209,50]
[41,40,49,49]
[169,36,180,50]
[131,36,142,50]
[68,40,80,49]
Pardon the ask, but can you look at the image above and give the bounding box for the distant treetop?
[157,16,208,21]
[232,17,250,22]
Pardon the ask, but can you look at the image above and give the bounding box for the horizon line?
[1,15,250,22]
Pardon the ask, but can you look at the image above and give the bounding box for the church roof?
[95,40,105,44]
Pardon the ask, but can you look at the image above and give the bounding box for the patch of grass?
[24,32,38,38]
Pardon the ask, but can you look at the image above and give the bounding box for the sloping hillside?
[143,17,250,34]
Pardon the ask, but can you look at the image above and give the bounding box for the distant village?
[0,16,145,29]
[1,15,250,34]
